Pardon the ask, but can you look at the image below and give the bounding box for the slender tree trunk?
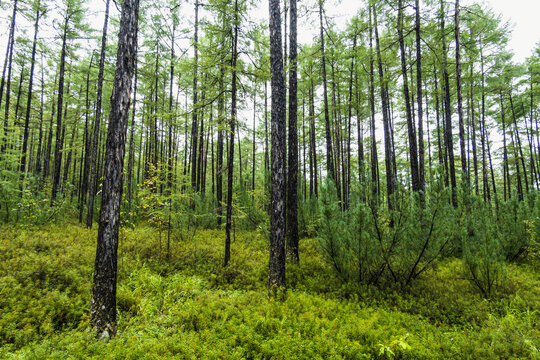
[470,62,479,195]
[20,0,41,177]
[216,68,224,227]
[286,0,299,262]
[374,5,395,209]
[90,0,139,338]
[225,0,239,267]
[167,19,176,192]
[127,59,138,212]
[510,93,529,195]
[252,90,257,194]
[190,0,200,191]
[368,9,378,203]
[440,0,457,206]
[79,53,95,222]
[398,0,420,193]
[309,77,318,197]
[87,0,111,226]
[319,0,335,187]
[35,55,45,174]
[415,0,425,195]
[1,0,17,154]
[51,13,70,204]
[455,0,467,182]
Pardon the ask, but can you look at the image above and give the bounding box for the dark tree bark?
[20,0,41,176]
[440,0,457,207]
[79,53,95,222]
[51,12,70,204]
[87,0,111,227]
[127,59,138,212]
[510,93,529,195]
[252,90,257,194]
[397,0,420,193]
[373,5,395,209]
[309,76,318,197]
[501,94,510,201]
[286,0,299,263]
[415,0,425,195]
[42,74,57,184]
[90,0,139,338]
[167,17,176,192]
[470,61,479,195]
[268,0,286,290]
[348,30,358,190]
[455,0,467,183]
[35,55,45,174]
[190,0,200,191]
[1,0,17,154]
[225,0,239,267]
[216,68,224,227]
[368,7,379,203]
[318,0,335,187]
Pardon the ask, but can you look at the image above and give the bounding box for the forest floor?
[0,223,539,359]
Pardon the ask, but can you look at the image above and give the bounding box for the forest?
[0,0,539,357]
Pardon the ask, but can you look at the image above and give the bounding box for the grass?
[0,222,538,359]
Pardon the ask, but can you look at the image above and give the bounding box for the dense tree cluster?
[0,0,539,337]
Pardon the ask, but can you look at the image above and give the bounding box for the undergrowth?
[0,224,538,359]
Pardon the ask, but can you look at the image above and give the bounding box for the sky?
[477,0,540,61]
[1,0,538,63]
[301,0,540,62]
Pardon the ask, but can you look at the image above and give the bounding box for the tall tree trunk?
[470,61,479,195]
[216,67,224,227]
[90,0,139,338]
[20,0,41,177]
[309,77,318,197]
[51,13,70,204]
[1,0,17,154]
[87,0,111,226]
[190,0,200,191]
[225,0,239,267]
[252,90,257,194]
[415,0,425,195]
[127,59,138,212]
[373,5,395,209]
[167,18,176,192]
[286,0,299,262]
[440,0,457,207]
[455,0,467,182]
[510,93,529,195]
[79,53,95,222]
[35,54,45,174]
[268,0,286,290]
[318,0,335,187]
[368,8,378,203]
[398,0,420,193]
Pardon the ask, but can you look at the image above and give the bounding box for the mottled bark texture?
[286,0,299,262]
[268,0,286,290]
[90,0,139,338]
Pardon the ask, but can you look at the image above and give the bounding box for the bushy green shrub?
[318,181,455,289]
[460,195,507,298]
[497,194,533,261]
